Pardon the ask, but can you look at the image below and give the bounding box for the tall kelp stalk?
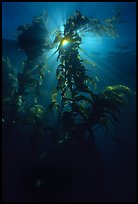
[49,10,135,147]
[16,14,52,160]
[2,14,54,161]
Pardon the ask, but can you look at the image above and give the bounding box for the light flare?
[62,39,69,46]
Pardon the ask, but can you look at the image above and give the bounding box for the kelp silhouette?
[2,10,135,151]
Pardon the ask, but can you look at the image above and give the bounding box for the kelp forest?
[2,10,135,202]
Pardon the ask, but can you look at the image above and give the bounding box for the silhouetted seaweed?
[2,11,135,161]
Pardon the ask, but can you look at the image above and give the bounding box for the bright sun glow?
[62,39,69,46]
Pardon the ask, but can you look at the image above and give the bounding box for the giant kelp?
[48,10,135,145]
[2,11,135,161]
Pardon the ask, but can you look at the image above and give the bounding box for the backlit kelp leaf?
[78,106,90,119]
[104,18,113,24]
[58,140,65,144]
[57,64,65,70]
[104,10,123,25]
[90,84,135,128]
[74,95,93,106]
[48,102,60,113]
[101,85,135,107]
[51,88,58,102]
[28,64,46,80]
[94,95,122,114]
[57,74,65,89]
[30,104,45,119]
[71,103,89,120]
[16,95,25,112]
[8,73,17,82]
[39,70,45,80]
[8,72,18,91]
[94,76,99,82]
[25,66,37,76]
[83,59,97,68]
[102,93,128,108]
[102,85,134,95]
[84,75,98,88]
[77,86,95,99]
[63,88,72,99]
[102,10,123,38]
[47,70,51,74]
[79,47,85,53]
[2,57,12,71]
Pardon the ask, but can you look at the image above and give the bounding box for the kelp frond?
[30,104,45,119]
[91,84,135,128]
[100,85,135,106]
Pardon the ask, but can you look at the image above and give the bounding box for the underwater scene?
[2,2,136,202]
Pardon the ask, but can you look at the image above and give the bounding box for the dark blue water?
[2,2,136,202]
